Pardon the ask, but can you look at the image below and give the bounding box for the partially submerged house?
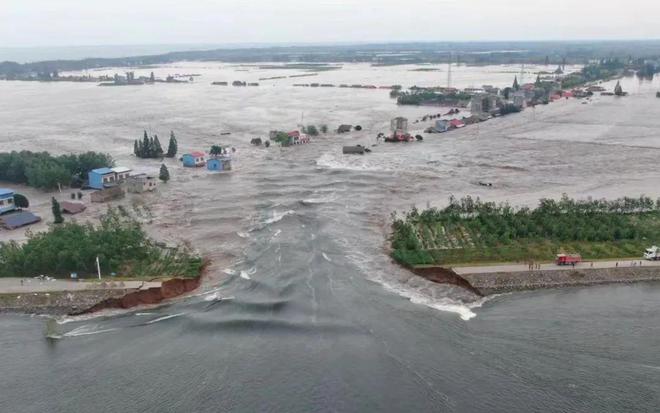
[337,124,352,134]
[0,211,41,230]
[390,117,409,133]
[433,119,450,133]
[287,130,310,145]
[207,157,232,171]
[127,174,157,193]
[111,166,132,182]
[91,185,125,203]
[449,119,465,129]
[61,201,86,215]
[88,166,132,189]
[0,188,16,215]
[182,151,206,167]
[88,167,116,190]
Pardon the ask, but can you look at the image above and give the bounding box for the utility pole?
[96,256,101,280]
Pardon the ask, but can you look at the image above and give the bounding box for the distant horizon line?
[4,38,660,50]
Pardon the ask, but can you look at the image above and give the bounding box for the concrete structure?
[390,117,408,133]
[182,151,206,167]
[207,157,232,171]
[337,124,352,134]
[0,211,41,229]
[111,167,131,182]
[0,188,16,215]
[433,119,450,133]
[91,186,125,203]
[60,201,86,214]
[88,167,116,190]
[470,94,498,115]
[127,174,157,193]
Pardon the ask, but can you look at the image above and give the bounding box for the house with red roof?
[182,151,207,167]
[449,119,465,129]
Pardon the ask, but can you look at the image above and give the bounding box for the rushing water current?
[1,63,660,412]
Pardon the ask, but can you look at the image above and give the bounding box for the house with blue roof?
[0,188,16,215]
[88,167,116,190]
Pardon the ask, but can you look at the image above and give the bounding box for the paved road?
[453,259,660,275]
[0,277,161,293]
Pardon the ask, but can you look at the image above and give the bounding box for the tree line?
[134,130,177,159]
[0,207,203,278]
[0,151,113,190]
[391,195,660,266]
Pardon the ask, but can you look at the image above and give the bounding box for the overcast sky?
[2,0,660,48]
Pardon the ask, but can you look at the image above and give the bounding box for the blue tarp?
[0,211,41,230]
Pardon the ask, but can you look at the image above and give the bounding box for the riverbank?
[0,276,201,315]
[410,263,660,296]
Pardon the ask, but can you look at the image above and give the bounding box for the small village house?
[433,119,450,133]
[0,188,16,215]
[111,166,132,182]
[207,157,232,172]
[287,130,310,145]
[91,186,125,203]
[337,124,352,134]
[182,151,206,167]
[127,174,157,193]
[390,117,408,133]
[60,201,86,215]
[88,167,116,190]
[449,119,465,129]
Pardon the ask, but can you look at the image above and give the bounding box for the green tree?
[512,76,520,91]
[159,164,170,182]
[153,135,163,157]
[13,193,29,209]
[209,145,223,157]
[51,197,63,224]
[320,124,328,134]
[306,125,319,136]
[166,131,178,157]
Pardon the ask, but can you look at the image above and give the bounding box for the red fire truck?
[555,254,582,266]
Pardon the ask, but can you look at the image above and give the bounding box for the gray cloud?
[2,0,659,47]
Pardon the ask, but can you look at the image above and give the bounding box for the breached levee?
[74,277,201,315]
[410,266,660,296]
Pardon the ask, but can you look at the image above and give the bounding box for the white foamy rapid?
[263,210,295,225]
[144,313,185,324]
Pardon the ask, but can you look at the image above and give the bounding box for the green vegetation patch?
[391,195,660,267]
[0,207,203,279]
[0,151,113,190]
[561,58,624,89]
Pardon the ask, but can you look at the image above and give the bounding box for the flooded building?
[390,117,408,133]
[88,167,116,190]
[182,151,206,167]
[0,188,16,215]
[207,157,232,171]
[127,174,157,193]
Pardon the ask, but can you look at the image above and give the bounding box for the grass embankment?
[0,207,204,279]
[391,195,660,267]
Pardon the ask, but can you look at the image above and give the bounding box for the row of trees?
[0,151,113,190]
[391,195,660,266]
[134,131,177,159]
[560,59,625,89]
[0,207,203,278]
[396,90,473,106]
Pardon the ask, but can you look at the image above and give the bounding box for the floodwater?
[1,63,660,412]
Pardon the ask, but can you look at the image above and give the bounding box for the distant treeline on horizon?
[3,40,660,77]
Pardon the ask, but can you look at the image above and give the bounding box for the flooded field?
[2,62,660,412]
